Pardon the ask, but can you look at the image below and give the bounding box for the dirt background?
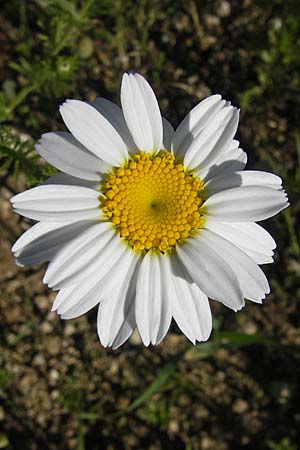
[1,1,300,449]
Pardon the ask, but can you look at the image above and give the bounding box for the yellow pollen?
[101,152,205,252]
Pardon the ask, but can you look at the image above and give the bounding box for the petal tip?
[15,258,25,268]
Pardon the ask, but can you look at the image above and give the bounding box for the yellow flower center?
[101,152,205,252]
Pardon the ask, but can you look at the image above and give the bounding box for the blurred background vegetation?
[0,0,300,449]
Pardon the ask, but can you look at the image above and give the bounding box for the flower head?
[11,73,289,348]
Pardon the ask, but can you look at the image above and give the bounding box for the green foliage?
[60,384,85,414]
[265,131,300,256]
[0,369,12,392]
[0,0,106,123]
[0,433,10,449]
[267,438,298,450]
[0,126,56,185]
[126,361,179,413]
[239,0,300,110]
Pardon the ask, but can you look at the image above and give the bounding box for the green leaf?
[216,331,275,346]
[126,361,177,412]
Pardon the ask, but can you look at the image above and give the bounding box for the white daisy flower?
[11,73,289,349]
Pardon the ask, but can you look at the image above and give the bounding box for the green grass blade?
[126,361,177,412]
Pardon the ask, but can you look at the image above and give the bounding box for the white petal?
[184,106,240,173]
[176,236,244,311]
[36,131,109,180]
[121,73,163,152]
[135,251,173,346]
[172,94,226,160]
[44,222,116,289]
[60,100,128,166]
[205,170,283,196]
[12,207,100,223]
[56,282,101,319]
[201,145,247,181]
[12,220,98,266]
[230,139,240,149]
[237,250,273,265]
[97,251,140,347]
[54,238,129,318]
[204,186,289,221]
[43,172,99,189]
[199,229,269,303]
[162,118,174,151]
[234,222,276,248]
[170,255,212,343]
[204,220,276,265]
[111,311,136,349]
[11,185,101,222]
[91,97,137,151]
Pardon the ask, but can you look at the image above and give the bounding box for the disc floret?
[101,152,205,252]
